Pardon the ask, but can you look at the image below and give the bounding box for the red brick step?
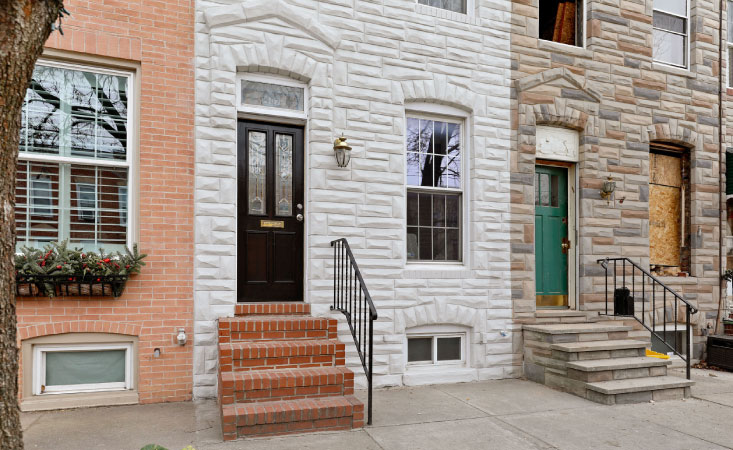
[221,396,364,440]
[219,367,354,405]
[235,303,311,317]
[218,316,337,343]
[219,339,345,372]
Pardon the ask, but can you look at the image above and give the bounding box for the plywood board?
[650,153,682,187]
[649,184,681,267]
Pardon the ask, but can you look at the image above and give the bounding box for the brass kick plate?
[260,220,285,229]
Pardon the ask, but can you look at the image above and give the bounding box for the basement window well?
[539,0,584,47]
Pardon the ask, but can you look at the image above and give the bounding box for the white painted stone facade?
[193,0,514,398]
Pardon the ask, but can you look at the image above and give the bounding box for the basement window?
[417,0,467,14]
[407,334,464,365]
[539,0,584,47]
[33,343,133,395]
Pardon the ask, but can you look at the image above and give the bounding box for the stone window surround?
[404,103,471,269]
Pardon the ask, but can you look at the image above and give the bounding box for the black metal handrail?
[597,257,698,379]
[331,238,377,425]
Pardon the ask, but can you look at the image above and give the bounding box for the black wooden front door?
[237,121,304,302]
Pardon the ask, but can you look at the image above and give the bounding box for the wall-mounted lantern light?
[333,134,352,168]
[600,176,616,201]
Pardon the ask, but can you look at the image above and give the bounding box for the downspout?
[717,0,726,336]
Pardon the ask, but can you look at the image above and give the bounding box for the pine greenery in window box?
[15,241,146,298]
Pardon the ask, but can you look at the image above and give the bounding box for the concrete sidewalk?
[23,368,733,450]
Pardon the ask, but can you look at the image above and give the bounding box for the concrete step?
[219,339,345,372]
[218,316,337,342]
[585,376,694,405]
[535,310,588,318]
[566,357,671,372]
[550,340,648,361]
[235,303,311,317]
[551,339,648,353]
[524,323,633,334]
[565,357,670,383]
[219,367,354,405]
[221,395,364,440]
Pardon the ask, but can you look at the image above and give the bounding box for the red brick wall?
[16,0,195,404]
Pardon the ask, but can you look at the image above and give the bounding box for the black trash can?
[614,287,634,316]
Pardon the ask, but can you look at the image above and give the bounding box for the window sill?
[414,4,475,25]
[21,390,138,412]
[538,39,592,58]
[403,366,477,386]
[403,264,471,279]
[654,276,698,285]
[651,62,695,79]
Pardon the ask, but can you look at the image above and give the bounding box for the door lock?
[296,213,304,222]
[561,237,571,254]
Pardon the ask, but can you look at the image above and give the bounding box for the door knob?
[561,237,571,254]
[296,213,304,222]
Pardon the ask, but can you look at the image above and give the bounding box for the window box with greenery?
[15,241,146,298]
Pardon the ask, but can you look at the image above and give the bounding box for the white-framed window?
[539,0,585,47]
[16,60,133,252]
[407,333,466,366]
[33,343,134,395]
[417,0,468,14]
[728,1,733,86]
[236,73,308,120]
[653,0,689,68]
[406,114,463,262]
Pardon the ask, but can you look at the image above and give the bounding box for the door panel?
[535,166,569,308]
[238,121,304,302]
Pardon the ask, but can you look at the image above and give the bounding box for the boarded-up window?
[539,0,584,46]
[649,144,690,275]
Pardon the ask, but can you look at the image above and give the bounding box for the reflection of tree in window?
[406,118,461,188]
[23,66,127,159]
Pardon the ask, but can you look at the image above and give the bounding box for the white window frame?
[406,332,467,367]
[236,73,308,121]
[31,174,53,217]
[537,0,587,49]
[17,59,135,251]
[652,0,690,69]
[415,0,473,15]
[405,105,468,265]
[32,343,134,395]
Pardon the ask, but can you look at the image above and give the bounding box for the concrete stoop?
[217,303,364,441]
[523,313,693,405]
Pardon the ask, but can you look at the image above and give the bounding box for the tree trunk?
[0,1,62,448]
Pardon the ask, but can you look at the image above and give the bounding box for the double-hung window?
[653,0,689,68]
[417,0,467,14]
[406,116,462,262]
[16,62,132,252]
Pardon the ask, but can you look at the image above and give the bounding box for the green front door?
[535,166,569,308]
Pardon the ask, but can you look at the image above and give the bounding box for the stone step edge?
[586,376,695,395]
[566,357,672,372]
[550,340,649,352]
[534,310,589,318]
[524,323,633,334]
[219,339,343,357]
[221,366,353,385]
[222,395,362,425]
[235,303,311,316]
